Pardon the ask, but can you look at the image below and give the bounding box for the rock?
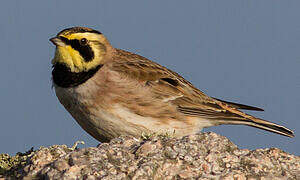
[0,132,299,179]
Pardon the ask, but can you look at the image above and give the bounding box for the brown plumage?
[50,27,294,142]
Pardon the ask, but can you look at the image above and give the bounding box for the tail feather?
[216,118,294,138]
[216,101,294,138]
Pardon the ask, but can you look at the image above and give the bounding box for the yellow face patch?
[51,32,107,72]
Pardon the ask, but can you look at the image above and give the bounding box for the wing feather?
[212,98,264,111]
[109,49,294,137]
[111,49,244,120]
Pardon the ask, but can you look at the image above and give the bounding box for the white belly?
[54,85,151,142]
[54,77,213,142]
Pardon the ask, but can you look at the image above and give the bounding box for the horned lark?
[50,27,294,142]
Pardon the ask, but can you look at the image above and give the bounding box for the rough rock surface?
[1,132,299,179]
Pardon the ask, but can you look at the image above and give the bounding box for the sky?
[0,1,299,155]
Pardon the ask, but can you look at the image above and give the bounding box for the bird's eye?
[80,38,88,45]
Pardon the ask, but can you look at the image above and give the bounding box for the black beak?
[50,37,66,46]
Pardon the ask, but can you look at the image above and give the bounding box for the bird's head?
[50,27,112,73]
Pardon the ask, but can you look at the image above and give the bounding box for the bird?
[50,26,294,142]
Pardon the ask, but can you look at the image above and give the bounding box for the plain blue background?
[0,1,299,155]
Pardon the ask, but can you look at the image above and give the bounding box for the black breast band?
[52,63,102,88]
